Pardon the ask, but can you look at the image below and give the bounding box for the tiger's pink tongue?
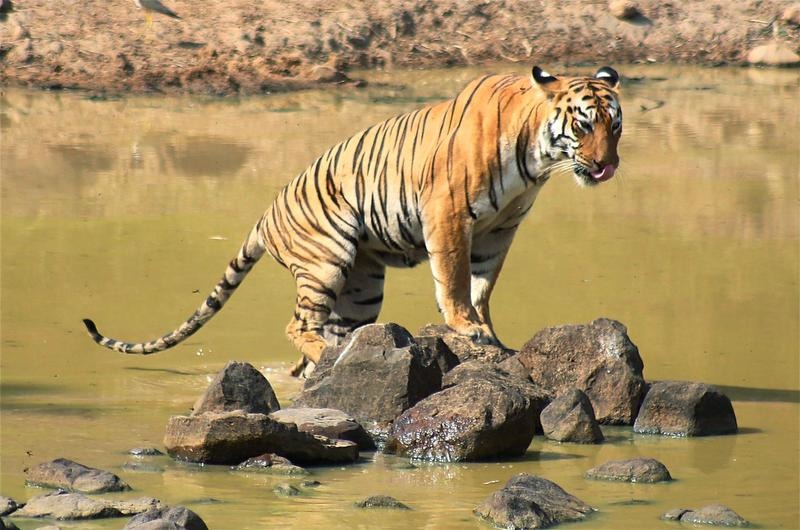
[591,164,616,182]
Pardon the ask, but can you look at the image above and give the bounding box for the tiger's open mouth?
[574,163,616,186]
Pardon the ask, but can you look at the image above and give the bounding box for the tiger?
[83,65,622,376]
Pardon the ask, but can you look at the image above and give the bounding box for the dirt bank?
[1,0,798,95]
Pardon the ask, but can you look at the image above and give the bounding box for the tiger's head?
[531,66,622,187]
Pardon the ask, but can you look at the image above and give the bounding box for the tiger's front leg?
[424,213,495,345]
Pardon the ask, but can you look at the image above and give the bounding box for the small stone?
[747,42,800,67]
[634,381,737,436]
[609,0,642,19]
[585,457,672,483]
[192,361,280,416]
[474,474,593,528]
[300,480,321,488]
[25,458,129,493]
[234,453,308,475]
[11,491,160,520]
[0,498,20,517]
[781,4,800,26]
[354,495,410,510]
[123,506,208,530]
[661,504,749,526]
[128,447,164,456]
[273,483,301,497]
[269,407,375,450]
[541,388,604,444]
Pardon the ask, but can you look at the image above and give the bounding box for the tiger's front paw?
[457,324,498,347]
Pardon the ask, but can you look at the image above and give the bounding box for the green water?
[1,64,798,529]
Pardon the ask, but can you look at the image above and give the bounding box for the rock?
[747,42,800,67]
[234,453,308,475]
[164,411,358,465]
[412,335,461,375]
[540,388,604,444]
[273,483,301,497]
[661,504,749,526]
[585,457,671,483]
[633,381,737,436]
[295,324,443,434]
[192,361,280,415]
[128,447,164,456]
[781,4,800,26]
[300,480,321,488]
[0,0,12,14]
[608,0,642,20]
[497,355,532,382]
[0,519,20,530]
[0,498,19,517]
[386,362,545,461]
[121,462,165,474]
[269,407,375,450]
[25,458,130,493]
[417,323,513,364]
[354,495,410,510]
[123,506,208,530]
[517,318,646,425]
[11,491,159,520]
[474,474,594,529]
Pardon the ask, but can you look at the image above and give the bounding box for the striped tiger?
[83,65,622,375]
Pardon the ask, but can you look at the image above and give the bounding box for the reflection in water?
[1,65,798,529]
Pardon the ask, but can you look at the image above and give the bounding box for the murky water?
[1,65,798,529]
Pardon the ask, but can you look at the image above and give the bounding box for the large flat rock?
[11,491,159,520]
[24,458,129,494]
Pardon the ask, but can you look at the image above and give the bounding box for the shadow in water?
[123,366,203,376]
[0,382,67,398]
[515,451,584,463]
[716,385,800,403]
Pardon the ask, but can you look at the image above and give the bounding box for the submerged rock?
[417,323,513,364]
[386,362,545,461]
[11,491,159,520]
[540,388,604,444]
[123,505,208,530]
[164,411,358,465]
[273,483,301,497]
[192,361,280,415]
[269,407,375,450]
[633,381,737,436]
[661,504,749,526]
[585,457,672,483]
[517,318,646,425]
[295,324,443,434]
[128,447,164,457]
[25,458,130,493]
[234,453,308,475]
[474,474,594,529]
[354,495,410,510]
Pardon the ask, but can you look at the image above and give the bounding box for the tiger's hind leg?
[290,250,385,377]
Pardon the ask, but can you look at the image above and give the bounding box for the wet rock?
[11,491,160,520]
[661,504,749,526]
[386,362,545,461]
[192,361,280,416]
[0,498,20,517]
[295,324,443,434]
[633,381,737,436]
[517,318,646,425]
[585,457,671,483]
[412,335,461,375]
[273,483,301,497]
[128,447,164,456]
[608,0,642,20]
[234,453,308,475]
[123,505,208,530]
[164,411,358,465]
[540,388,604,444]
[746,42,800,67]
[474,474,594,528]
[270,407,375,450]
[354,495,410,510]
[25,458,130,493]
[417,323,513,364]
[782,4,800,26]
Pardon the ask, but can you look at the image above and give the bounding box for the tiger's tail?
[82,217,267,354]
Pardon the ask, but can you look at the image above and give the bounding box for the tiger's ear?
[594,66,620,89]
[531,66,559,89]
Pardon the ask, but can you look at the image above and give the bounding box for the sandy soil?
[1,0,798,95]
